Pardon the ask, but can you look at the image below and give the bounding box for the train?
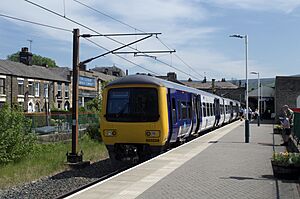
[100,74,241,163]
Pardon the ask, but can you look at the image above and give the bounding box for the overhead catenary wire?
[156,37,204,79]
[72,0,205,79]
[25,0,201,80]
[83,37,159,75]
[0,13,72,32]
[73,0,144,33]
[0,13,156,76]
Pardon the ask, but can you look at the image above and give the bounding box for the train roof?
[106,74,238,102]
[107,74,209,93]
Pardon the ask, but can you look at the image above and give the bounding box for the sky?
[1,0,300,81]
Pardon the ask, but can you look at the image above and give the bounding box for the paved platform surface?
[69,121,300,199]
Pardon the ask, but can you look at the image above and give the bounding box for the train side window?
[188,101,192,119]
[172,98,177,124]
[177,101,181,120]
[181,101,187,119]
[207,103,211,116]
[211,103,214,116]
[203,103,206,117]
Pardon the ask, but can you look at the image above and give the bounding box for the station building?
[183,78,246,104]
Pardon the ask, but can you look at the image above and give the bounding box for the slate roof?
[48,67,117,82]
[183,81,239,89]
[0,60,69,82]
[89,70,117,82]
[48,67,71,81]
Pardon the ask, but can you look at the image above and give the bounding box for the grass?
[0,135,108,190]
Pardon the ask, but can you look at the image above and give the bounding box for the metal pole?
[257,73,260,126]
[245,35,250,143]
[72,28,79,156]
[67,28,82,163]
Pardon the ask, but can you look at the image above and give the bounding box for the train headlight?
[145,130,160,138]
[103,129,117,137]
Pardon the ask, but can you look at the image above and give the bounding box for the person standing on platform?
[279,105,294,146]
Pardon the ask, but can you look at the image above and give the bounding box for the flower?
[274,124,283,129]
[272,151,300,166]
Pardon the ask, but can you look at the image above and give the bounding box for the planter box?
[271,160,300,180]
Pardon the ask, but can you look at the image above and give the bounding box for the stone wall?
[275,76,300,115]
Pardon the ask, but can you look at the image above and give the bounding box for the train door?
[214,98,220,128]
[190,94,198,136]
[195,95,202,134]
[167,89,179,143]
[220,98,225,125]
[229,101,234,121]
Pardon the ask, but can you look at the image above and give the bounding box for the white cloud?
[205,0,300,13]
[0,0,296,79]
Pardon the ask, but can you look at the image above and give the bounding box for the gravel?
[0,158,127,199]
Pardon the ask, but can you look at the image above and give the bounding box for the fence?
[25,112,99,134]
[293,112,300,145]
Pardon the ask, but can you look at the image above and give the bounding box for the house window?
[28,81,34,96]
[44,83,48,98]
[58,102,61,109]
[18,80,24,95]
[57,82,62,98]
[0,78,5,95]
[65,83,69,98]
[34,82,39,97]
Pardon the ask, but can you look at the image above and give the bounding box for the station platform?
[68,121,300,199]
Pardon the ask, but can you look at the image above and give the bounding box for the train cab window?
[203,103,206,117]
[211,103,214,116]
[106,88,159,122]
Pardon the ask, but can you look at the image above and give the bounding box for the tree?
[0,104,36,164]
[7,52,57,67]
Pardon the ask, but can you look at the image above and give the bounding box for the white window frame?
[65,83,69,98]
[34,82,40,97]
[57,82,62,98]
[28,80,34,96]
[18,79,24,96]
[44,83,48,98]
[0,77,5,96]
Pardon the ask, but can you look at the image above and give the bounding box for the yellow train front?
[100,75,169,163]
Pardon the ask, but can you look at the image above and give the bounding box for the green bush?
[0,104,36,164]
[86,124,102,141]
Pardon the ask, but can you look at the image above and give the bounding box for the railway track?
[56,165,129,199]
[0,159,131,199]
[0,123,232,199]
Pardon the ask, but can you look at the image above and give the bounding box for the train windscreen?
[106,88,159,122]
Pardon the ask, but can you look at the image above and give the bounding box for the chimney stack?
[167,72,177,81]
[212,79,216,93]
[19,47,33,65]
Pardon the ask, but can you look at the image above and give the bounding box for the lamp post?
[230,34,249,143]
[250,71,260,126]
